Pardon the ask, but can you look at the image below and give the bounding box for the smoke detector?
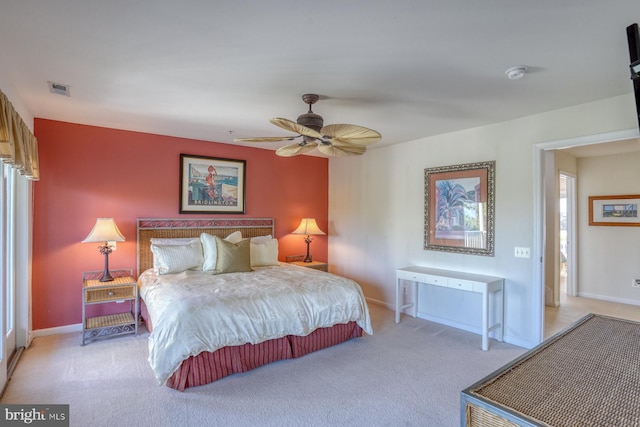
[505,66,527,80]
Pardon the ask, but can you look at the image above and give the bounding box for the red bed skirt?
[141,301,363,391]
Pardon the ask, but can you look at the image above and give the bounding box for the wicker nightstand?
[82,269,138,345]
[288,261,329,272]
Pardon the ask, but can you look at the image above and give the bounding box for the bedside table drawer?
[85,285,135,303]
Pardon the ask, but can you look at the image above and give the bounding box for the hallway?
[544,292,640,338]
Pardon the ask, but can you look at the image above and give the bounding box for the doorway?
[0,162,29,395]
[534,128,640,344]
[559,172,576,298]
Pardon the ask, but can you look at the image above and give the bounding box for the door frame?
[534,128,640,342]
[0,166,33,394]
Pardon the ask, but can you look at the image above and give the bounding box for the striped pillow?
[151,239,204,274]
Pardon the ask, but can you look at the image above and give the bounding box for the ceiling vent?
[47,81,70,96]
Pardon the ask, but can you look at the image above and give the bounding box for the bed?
[136,218,372,391]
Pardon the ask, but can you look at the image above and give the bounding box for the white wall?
[329,93,638,349]
[578,151,640,304]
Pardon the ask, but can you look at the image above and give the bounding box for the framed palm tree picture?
[424,161,495,256]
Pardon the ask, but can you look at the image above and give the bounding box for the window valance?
[0,89,39,180]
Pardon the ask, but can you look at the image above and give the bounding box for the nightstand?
[289,261,329,272]
[82,269,138,345]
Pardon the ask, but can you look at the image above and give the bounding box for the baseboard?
[33,323,82,338]
[417,312,482,335]
[365,297,394,311]
[416,312,533,350]
[577,292,640,307]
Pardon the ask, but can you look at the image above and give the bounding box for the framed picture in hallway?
[424,160,495,256]
[179,154,246,214]
[589,194,640,226]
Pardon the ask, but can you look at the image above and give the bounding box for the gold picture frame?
[424,161,495,256]
[588,194,640,226]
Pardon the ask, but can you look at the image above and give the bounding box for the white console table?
[395,266,504,351]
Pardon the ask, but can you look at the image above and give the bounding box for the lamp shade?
[82,218,125,243]
[292,218,325,236]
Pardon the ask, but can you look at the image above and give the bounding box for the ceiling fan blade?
[275,142,319,157]
[233,136,297,143]
[270,118,323,139]
[317,143,366,157]
[321,124,381,146]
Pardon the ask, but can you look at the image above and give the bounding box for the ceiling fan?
[233,94,381,157]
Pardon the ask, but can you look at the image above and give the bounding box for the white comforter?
[139,264,373,385]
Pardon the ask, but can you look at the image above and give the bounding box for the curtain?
[0,89,39,180]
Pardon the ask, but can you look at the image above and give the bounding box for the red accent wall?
[32,119,328,330]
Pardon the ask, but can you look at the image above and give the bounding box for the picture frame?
[424,161,495,256]
[179,154,246,214]
[588,194,640,226]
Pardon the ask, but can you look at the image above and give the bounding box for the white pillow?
[250,238,279,267]
[225,231,242,244]
[150,238,200,269]
[151,239,204,274]
[150,237,199,246]
[250,235,273,244]
[201,231,244,271]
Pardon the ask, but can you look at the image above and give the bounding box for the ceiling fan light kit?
[234,94,381,157]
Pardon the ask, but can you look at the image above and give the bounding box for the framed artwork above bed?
[179,154,246,214]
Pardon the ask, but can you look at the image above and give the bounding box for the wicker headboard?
[137,218,274,273]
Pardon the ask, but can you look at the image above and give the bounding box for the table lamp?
[292,218,325,262]
[82,218,125,282]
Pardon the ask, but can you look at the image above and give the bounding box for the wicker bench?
[461,314,640,426]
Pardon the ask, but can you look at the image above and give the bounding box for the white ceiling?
[1,1,639,154]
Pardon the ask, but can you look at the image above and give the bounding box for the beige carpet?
[1,304,524,427]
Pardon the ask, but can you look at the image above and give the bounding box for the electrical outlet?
[632,279,640,288]
[514,247,530,258]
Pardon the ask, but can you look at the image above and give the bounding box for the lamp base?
[99,247,115,282]
[303,235,313,262]
[100,271,114,282]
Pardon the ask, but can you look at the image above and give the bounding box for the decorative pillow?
[201,231,244,272]
[250,234,273,244]
[150,237,199,246]
[200,233,218,272]
[225,231,242,244]
[214,236,252,274]
[250,238,279,267]
[151,239,204,274]
[150,238,200,269]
